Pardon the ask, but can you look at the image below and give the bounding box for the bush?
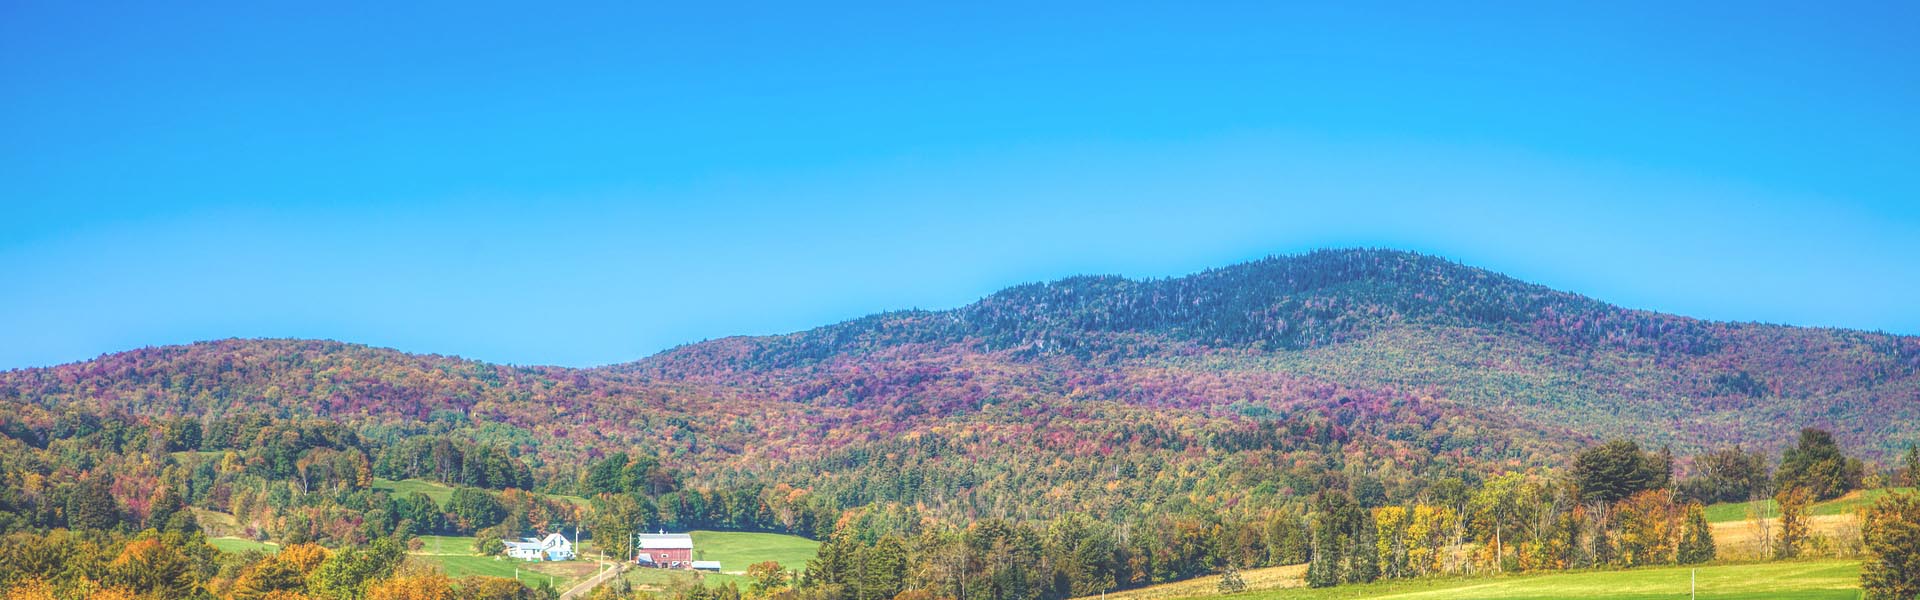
[1217,566,1248,594]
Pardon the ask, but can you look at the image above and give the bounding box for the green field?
[1703,488,1913,523]
[620,531,818,591]
[208,536,279,554]
[624,566,751,589]
[404,534,600,592]
[373,477,592,508]
[413,534,481,555]
[689,531,821,572]
[1212,560,1859,600]
[373,478,459,505]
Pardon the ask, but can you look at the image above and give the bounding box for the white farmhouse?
[503,532,574,561]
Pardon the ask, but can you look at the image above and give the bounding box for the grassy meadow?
[1702,487,1913,523]
[1098,565,1308,600]
[620,531,821,592]
[401,530,816,594]
[403,533,600,591]
[1110,560,1861,600]
[207,537,279,554]
[372,477,458,505]
[688,530,821,573]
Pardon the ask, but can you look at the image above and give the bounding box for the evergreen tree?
[65,477,120,531]
[1860,493,1920,600]
[1776,429,1860,501]
[585,452,629,495]
[1305,496,1346,588]
[1904,444,1920,487]
[856,535,907,600]
[1344,504,1380,584]
[445,487,506,532]
[1574,441,1660,506]
[1676,503,1715,564]
[804,530,856,594]
[1266,511,1310,565]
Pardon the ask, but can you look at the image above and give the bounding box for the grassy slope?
[689,531,821,573]
[373,477,591,508]
[373,478,457,505]
[1099,565,1307,600]
[404,530,813,592]
[1703,488,1914,523]
[404,533,600,592]
[1136,560,1860,600]
[624,567,751,590]
[620,530,819,591]
[208,537,280,554]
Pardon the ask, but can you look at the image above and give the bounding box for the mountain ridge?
[1,248,1914,525]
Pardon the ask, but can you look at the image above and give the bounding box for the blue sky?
[2,1,1916,369]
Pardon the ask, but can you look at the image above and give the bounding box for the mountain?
[3,248,1915,523]
[621,248,1918,455]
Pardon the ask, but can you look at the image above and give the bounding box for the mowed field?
[404,530,818,594]
[689,530,821,574]
[1098,565,1308,600]
[371,477,594,509]
[622,531,821,592]
[193,477,813,595]
[1702,488,1914,523]
[1709,514,1864,561]
[208,536,279,554]
[407,534,601,591]
[1102,560,1860,600]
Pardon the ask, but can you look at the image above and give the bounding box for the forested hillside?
[4,249,1916,525]
[2,248,1917,599]
[622,249,1918,458]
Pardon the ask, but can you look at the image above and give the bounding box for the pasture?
[688,530,822,573]
[1123,560,1862,600]
[1702,487,1914,523]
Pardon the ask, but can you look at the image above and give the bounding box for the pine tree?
[804,529,858,600]
[65,477,120,531]
[1345,504,1381,584]
[1860,492,1920,600]
[1305,500,1345,588]
[1676,504,1715,564]
[1904,444,1920,487]
[856,536,907,600]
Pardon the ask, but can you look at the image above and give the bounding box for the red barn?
[637,533,694,567]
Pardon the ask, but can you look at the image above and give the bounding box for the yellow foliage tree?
[1615,490,1677,567]
[278,543,332,574]
[365,573,458,600]
[3,578,55,600]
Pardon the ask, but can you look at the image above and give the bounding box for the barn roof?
[638,533,694,549]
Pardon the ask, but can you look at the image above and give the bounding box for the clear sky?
[2,1,1916,370]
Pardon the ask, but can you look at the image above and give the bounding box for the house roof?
[638,533,694,549]
[505,533,569,550]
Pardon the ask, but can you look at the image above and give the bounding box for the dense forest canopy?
[4,250,1916,521]
[1,248,1917,599]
